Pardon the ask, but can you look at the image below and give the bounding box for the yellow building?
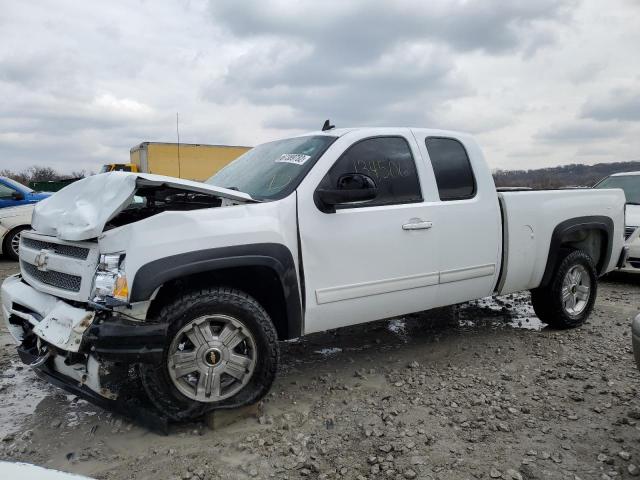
[129,142,251,182]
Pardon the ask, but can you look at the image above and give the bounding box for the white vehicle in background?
[0,126,630,421]
[0,461,92,479]
[594,171,640,272]
[0,204,34,261]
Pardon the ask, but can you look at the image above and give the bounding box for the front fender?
[129,243,303,338]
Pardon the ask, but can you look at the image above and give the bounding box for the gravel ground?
[1,259,639,480]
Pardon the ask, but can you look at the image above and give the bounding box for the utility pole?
[176,112,181,178]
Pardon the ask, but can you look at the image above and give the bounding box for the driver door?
[296,130,441,334]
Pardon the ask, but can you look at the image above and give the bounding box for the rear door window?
[425,137,476,200]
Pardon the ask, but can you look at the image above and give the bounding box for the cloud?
[208,0,571,55]
[534,120,622,144]
[0,0,639,175]
[581,85,640,121]
[203,0,573,129]
[204,40,470,129]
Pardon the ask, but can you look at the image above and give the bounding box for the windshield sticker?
[275,153,311,166]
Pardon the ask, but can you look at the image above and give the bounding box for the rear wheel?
[139,287,279,421]
[3,226,28,261]
[530,249,597,329]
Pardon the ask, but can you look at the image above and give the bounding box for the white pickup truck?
[1,127,629,421]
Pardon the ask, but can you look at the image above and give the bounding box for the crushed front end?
[1,231,170,430]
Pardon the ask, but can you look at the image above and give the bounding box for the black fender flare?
[540,215,613,287]
[129,243,303,338]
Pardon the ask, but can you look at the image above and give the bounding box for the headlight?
[92,253,128,302]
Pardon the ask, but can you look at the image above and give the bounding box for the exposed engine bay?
[105,186,234,230]
[30,172,255,241]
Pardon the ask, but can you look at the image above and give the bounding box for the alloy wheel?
[167,314,257,402]
[561,264,591,316]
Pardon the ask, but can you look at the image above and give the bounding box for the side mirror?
[316,173,377,212]
[11,191,24,201]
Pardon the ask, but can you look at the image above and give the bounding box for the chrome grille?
[21,261,82,292]
[19,231,99,302]
[626,226,637,240]
[21,237,89,260]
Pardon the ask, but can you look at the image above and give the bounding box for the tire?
[139,287,279,421]
[530,249,597,329]
[3,226,28,261]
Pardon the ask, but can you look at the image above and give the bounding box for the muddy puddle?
[282,292,544,369]
[0,361,54,437]
[458,292,547,331]
[0,353,104,439]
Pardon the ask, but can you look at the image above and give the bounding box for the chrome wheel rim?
[561,265,591,316]
[167,314,257,403]
[11,231,21,258]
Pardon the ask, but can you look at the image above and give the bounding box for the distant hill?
[493,161,640,189]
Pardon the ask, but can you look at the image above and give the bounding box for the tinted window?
[319,136,422,207]
[425,137,475,200]
[594,175,640,204]
[0,183,17,199]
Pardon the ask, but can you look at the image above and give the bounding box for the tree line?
[493,161,640,189]
[0,166,91,186]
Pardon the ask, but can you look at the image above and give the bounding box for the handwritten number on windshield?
[268,174,293,191]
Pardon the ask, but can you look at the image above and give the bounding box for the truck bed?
[496,188,626,295]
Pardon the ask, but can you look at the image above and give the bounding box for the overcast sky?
[1,0,639,174]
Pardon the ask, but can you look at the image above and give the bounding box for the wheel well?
[541,216,613,287]
[559,228,606,270]
[146,266,292,340]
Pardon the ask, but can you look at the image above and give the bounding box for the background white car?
[0,461,92,479]
[594,171,640,273]
[0,204,33,261]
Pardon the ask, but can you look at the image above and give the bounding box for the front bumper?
[620,228,640,273]
[1,274,167,400]
[620,238,640,273]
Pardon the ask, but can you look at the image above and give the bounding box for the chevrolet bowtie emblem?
[34,249,54,272]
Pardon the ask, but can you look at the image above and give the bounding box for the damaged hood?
[31,172,254,241]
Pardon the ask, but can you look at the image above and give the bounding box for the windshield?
[595,175,640,204]
[1,176,32,192]
[206,135,337,200]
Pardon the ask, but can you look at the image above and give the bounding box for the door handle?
[402,220,433,230]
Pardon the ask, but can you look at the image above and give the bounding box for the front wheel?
[139,287,279,421]
[530,249,597,329]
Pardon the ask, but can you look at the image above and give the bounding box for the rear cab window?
[425,137,476,201]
